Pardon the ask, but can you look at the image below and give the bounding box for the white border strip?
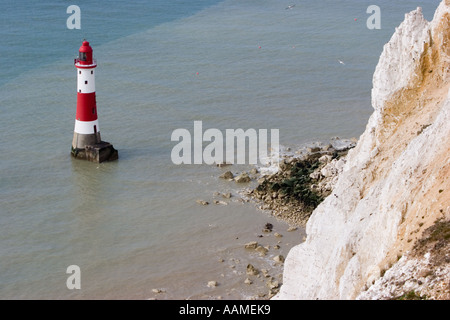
[74,119,100,134]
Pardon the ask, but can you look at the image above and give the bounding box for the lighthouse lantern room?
[71,40,118,163]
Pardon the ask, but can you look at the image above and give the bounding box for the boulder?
[245,241,258,249]
[319,155,332,163]
[246,264,259,276]
[235,173,251,183]
[266,278,279,290]
[219,171,234,179]
[222,192,232,199]
[256,246,268,256]
[274,232,283,238]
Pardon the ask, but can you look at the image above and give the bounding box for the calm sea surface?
[0,0,440,299]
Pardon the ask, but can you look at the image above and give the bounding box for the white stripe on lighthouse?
[74,119,100,134]
[77,68,96,93]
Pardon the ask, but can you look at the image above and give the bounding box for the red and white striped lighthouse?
[71,40,118,162]
[72,40,100,148]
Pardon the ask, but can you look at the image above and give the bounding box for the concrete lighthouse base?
[71,141,118,163]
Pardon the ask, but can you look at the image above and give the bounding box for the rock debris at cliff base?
[243,139,356,227]
[358,218,450,300]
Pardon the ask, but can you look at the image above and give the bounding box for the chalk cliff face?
[275,1,450,300]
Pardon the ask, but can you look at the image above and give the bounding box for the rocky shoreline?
[149,216,302,300]
[226,137,357,298]
[149,138,358,300]
[196,137,358,228]
[242,137,357,227]
[186,137,358,299]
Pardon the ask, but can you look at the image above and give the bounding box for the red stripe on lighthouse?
[76,92,98,122]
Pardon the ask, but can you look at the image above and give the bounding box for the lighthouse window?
[85,81,88,84]
[91,71,93,74]
[79,52,87,61]
[79,71,81,74]
[92,107,96,114]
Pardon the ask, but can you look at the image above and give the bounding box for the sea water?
[0,0,440,299]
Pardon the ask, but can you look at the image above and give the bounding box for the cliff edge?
[275,1,450,300]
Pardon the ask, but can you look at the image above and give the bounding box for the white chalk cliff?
[275,0,450,300]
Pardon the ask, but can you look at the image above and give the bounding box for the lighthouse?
[71,40,118,162]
